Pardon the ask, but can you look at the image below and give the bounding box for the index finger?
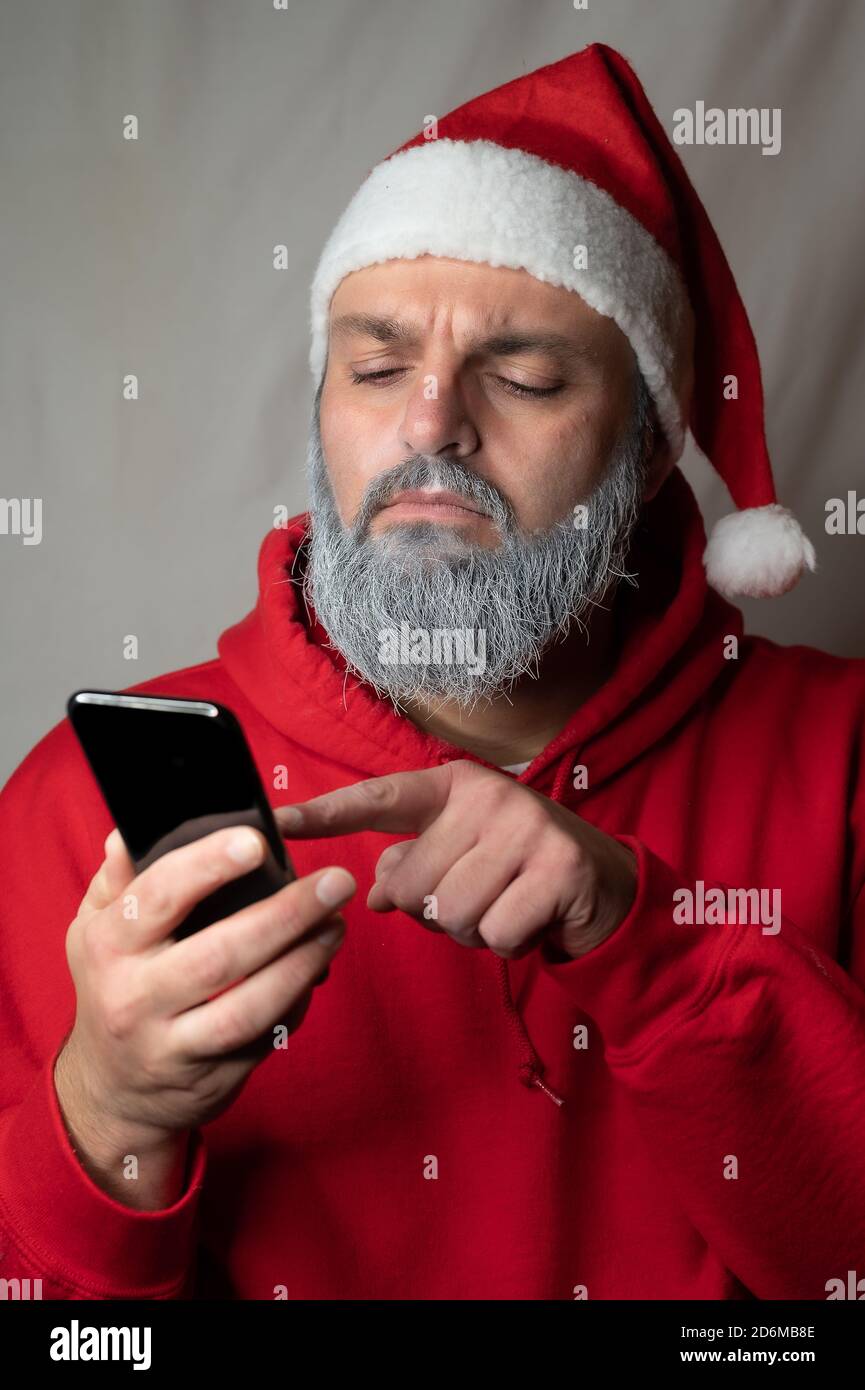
[275,764,455,838]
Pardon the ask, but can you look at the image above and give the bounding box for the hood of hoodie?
[218,465,743,800]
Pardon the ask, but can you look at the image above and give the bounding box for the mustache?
[352,455,517,541]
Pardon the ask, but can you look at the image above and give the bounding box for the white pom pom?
[703,505,817,600]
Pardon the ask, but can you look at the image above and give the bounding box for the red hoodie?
[2,468,865,1302]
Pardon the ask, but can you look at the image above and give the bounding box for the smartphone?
[67,690,295,941]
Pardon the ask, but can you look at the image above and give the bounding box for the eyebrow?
[330,312,597,367]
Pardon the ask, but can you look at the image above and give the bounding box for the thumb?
[82,827,137,912]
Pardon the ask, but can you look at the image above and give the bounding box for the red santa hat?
[309,42,816,600]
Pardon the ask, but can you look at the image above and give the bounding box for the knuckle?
[476,780,508,816]
[375,841,409,875]
[192,1072,229,1112]
[448,759,490,796]
[444,914,477,940]
[78,912,103,963]
[86,863,110,906]
[435,897,473,936]
[102,988,141,1041]
[381,879,413,914]
[191,934,233,992]
[137,873,175,923]
[558,835,588,878]
[201,846,235,890]
[523,799,551,832]
[315,796,342,828]
[447,758,475,782]
[280,949,318,996]
[357,777,397,809]
[134,1042,171,1093]
[80,910,121,972]
[272,890,305,942]
[210,998,247,1053]
[479,925,507,955]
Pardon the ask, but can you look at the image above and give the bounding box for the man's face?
[320,255,645,543]
[303,255,656,710]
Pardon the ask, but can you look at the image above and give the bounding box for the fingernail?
[280,805,303,829]
[104,827,122,856]
[227,829,264,865]
[315,867,355,908]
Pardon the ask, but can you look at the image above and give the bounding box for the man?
[1,43,863,1302]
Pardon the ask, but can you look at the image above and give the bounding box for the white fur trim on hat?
[703,505,817,600]
[309,137,694,459]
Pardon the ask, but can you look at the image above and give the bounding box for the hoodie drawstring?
[494,752,579,1109]
[550,746,578,805]
[495,956,565,1108]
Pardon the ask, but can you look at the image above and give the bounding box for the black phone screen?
[67,691,291,939]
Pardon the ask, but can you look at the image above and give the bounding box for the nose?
[399,367,480,459]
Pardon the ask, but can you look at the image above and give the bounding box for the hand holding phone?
[67,690,295,940]
[54,691,357,1208]
[55,822,355,1207]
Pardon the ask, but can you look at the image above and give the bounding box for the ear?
[640,401,674,503]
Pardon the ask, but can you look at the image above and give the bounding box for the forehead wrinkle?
[330,309,597,367]
[466,331,598,367]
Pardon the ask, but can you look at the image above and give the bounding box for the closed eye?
[492,376,563,399]
[349,368,563,399]
[350,368,405,386]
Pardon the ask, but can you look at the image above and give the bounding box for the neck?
[402,599,619,766]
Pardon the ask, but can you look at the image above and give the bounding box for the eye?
[492,376,563,399]
[349,368,563,399]
[350,368,405,385]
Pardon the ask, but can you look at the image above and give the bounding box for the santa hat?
[309,42,816,600]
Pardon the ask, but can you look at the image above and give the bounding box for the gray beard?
[302,375,650,712]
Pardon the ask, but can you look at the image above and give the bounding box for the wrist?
[602,839,638,934]
[54,1039,180,1163]
[54,1045,191,1210]
[546,839,638,962]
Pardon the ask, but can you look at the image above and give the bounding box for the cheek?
[320,399,391,527]
[505,416,610,529]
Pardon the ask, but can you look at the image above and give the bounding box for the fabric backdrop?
[1,0,863,784]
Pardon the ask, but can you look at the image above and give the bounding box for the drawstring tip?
[519,1061,565,1108]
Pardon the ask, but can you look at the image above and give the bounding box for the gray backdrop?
[2,0,863,786]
